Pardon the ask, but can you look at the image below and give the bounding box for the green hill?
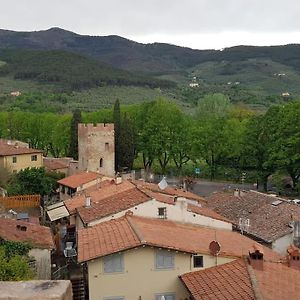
[0,49,174,91]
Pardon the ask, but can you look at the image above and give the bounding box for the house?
[207,190,300,254]
[77,214,279,300]
[57,171,109,201]
[180,245,300,300]
[0,218,54,279]
[0,139,43,173]
[63,179,231,230]
[43,157,70,176]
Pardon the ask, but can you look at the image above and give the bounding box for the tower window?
[100,158,103,168]
[105,142,109,151]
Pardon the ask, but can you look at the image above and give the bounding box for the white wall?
[29,248,51,279]
[87,199,232,230]
[272,233,293,255]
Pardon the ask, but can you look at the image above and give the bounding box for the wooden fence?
[0,194,40,208]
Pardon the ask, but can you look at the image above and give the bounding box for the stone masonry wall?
[78,123,115,177]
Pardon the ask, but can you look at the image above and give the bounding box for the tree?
[113,99,121,172]
[68,109,81,160]
[0,241,33,281]
[6,167,59,196]
[265,102,300,190]
[118,114,135,170]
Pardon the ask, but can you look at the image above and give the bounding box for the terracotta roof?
[131,180,207,204]
[180,259,255,300]
[77,215,280,262]
[77,187,151,224]
[180,258,300,300]
[0,140,42,156]
[0,218,54,249]
[64,180,134,214]
[44,159,68,171]
[57,171,102,189]
[207,190,300,242]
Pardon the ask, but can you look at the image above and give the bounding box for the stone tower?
[78,123,115,177]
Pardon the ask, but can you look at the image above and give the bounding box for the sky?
[1,0,300,50]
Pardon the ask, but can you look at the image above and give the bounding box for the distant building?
[0,139,43,173]
[189,82,199,87]
[10,91,21,97]
[78,123,115,177]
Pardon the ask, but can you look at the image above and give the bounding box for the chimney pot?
[249,244,264,270]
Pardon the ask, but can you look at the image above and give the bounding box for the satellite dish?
[209,240,221,256]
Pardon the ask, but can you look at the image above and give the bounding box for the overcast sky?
[1,0,300,49]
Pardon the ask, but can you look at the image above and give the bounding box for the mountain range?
[1,27,300,111]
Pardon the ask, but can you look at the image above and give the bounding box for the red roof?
[0,140,42,156]
[58,172,102,189]
[0,218,54,249]
[180,258,300,300]
[77,215,280,262]
[44,159,68,171]
[64,180,134,214]
[131,180,206,204]
[77,187,151,224]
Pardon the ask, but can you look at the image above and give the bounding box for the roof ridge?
[126,215,146,243]
[243,256,264,300]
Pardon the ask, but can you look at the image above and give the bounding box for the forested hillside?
[0,49,174,90]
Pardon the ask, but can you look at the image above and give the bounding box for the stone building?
[78,123,115,177]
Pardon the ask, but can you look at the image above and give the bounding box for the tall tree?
[119,114,135,171]
[113,99,121,172]
[68,109,81,160]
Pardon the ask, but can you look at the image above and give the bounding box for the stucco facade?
[29,248,52,280]
[0,152,43,173]
[78,123,115,177]
[272,233,293,255]
[82,198,232,231]
[87,246,233,300]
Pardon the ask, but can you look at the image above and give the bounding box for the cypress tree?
[113,99,121,172]
[69,109,81,160]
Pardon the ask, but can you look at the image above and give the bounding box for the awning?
[47,202,69,221]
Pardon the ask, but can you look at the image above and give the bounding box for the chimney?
[293,220,300,248]
[234,189,240,197]
[115,176,122,185]
[85,196,91,207]
[175,197,188,211]
[248,244,264,270]
[287,244,300,270]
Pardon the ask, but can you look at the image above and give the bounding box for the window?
[100,158,103,168]
[31,155,37,161]
[103,253,124,273]
[105,142,109,151]
[155,293,175,300]
[12,156,17,163]
[193,255,204,268]
[158,207,167,219]
[155,250,174,269]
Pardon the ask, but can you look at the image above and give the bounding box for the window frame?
[12,156,17,163]
[158,207,167,219]
[193,255,204,268]
[155,249,175,270]
[31,154,37,161]
[155,293,176,300]
[103,253,124,274]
